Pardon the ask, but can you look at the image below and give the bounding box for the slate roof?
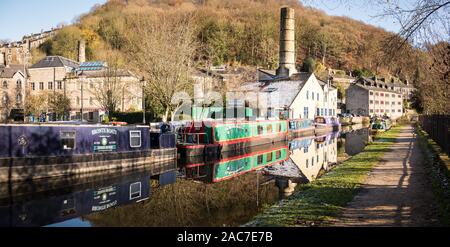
[0,64,26,78]
[352,83,403,94]
[78,61,107,71]
[239,72,313,108]
[29,56,79,69]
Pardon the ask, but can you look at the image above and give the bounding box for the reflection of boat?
[288,119,315,138]
[180,143,289,183]
[0,124,177,182]
[176,120,288,157]
[314,116,340,134]
[0,165,177,227]
[340,117,352,126]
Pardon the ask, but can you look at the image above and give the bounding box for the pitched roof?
[78,61,107,71]
[0,64,26,78]
[29,56,79,69]
[352,83,402,94]
[76,68,135,78]
[239,72,313,108]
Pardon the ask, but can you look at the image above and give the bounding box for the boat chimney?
[276,7,297,78]
[78,39,86,63]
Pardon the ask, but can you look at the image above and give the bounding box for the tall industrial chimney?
[276,7,297,78]
[78,40,86,63]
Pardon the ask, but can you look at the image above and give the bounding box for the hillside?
[32,0,418,79]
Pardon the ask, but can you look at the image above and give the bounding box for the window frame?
[129,130,142,148]
[129,182,142,200]
[60,131,76,150]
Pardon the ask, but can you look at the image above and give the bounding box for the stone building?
[69,61,143,122]
[0,28,58,66]
[0,64,26,122]
[345,77,404,119]
[27,55,142,122]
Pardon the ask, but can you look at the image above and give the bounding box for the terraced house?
[345,77,405,119]
[0,64,26,122]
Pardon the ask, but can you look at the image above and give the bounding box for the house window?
[48,81,53,90]
[2,94,8,103]
[370,109,374,113]
[57,81,62,90]
[39,82,44,90]
[398,101,401,105]
[89,97,93,105]
[312,158,314,166]
[329,109,332,116]
[129,182,142,200]
[320,108,324,116]
[2,81,7,89]
[276,150,281,159]
[312,92,315,100]
[306,90,309,100]
[16,94,22,103]
[398,109,402,112]
[60,131,76,150]
[380,93,384,96]
[304,107,309,119]
[257,155,263,165]
[369,100,373,104]
[375,101,379,104]
[370,91,373,95]
[267,152,273,162]
[16,80,22,88]
[386,109,390,113]
[316,108,320,116]
[31,82,35,90]
[129,130,142,148]
[316,155,319,163]
[375,92,379,96]
[306,159,309,168]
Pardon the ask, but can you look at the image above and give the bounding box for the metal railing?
[419,115,450,156]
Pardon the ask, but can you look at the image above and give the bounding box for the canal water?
[0,125,371,227]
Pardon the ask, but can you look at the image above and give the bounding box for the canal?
[0,125,371,227]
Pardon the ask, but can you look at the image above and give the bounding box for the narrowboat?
[180,143,289,183]
[0,167,177,227]
[288,119,315,138]
[370,118,392,133]
[339,116,352,126]
[0,123,177,182]
[314,116,340,135]
[176,120,288,157]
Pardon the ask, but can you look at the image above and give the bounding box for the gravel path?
[334,125,441,226]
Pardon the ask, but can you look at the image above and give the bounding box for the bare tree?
[125,11,198,121]
[92,65,125,116]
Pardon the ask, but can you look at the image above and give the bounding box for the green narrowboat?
[177,120,288,157]
[182,145,289,183]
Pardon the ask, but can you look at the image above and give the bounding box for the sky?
[303,0,402,33]
[0,0,404,41]
[0,0,107,41]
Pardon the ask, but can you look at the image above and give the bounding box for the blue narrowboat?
[0,123,177,182]
[0,167,177,227]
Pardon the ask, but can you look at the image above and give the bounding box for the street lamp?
[141,76,146,124]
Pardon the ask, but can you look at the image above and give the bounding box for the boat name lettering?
[92,128,118,136]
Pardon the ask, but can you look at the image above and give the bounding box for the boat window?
[267,124,272,133]
[129,182,142,200]
[130,130,142,148]
[257,125,263,135]
[257,155,263,165]
[60,131,76,150]
[267,152,273,162]
[276,150,281,159]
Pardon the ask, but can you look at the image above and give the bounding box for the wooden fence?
[419,115,450,156]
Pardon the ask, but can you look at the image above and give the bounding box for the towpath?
[334,125,441,226]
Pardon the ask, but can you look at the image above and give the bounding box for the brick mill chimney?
[78,39,86,63]
[276,7,297,78]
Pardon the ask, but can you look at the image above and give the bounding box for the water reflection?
[0,126,372,227]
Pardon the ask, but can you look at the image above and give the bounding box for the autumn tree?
[125,11,198,121]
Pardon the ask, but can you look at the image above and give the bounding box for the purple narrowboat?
[0,123,177,182]
[314,116,341,135]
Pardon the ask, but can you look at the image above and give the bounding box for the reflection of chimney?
[78,40,86,63]
[276,7,297,78]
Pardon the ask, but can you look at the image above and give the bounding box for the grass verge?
[415,124,450,226]
[244,125,403,227]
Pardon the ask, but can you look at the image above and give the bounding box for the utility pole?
[141,77,146,124]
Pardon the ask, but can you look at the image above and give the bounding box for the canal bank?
[245,125,403,226]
